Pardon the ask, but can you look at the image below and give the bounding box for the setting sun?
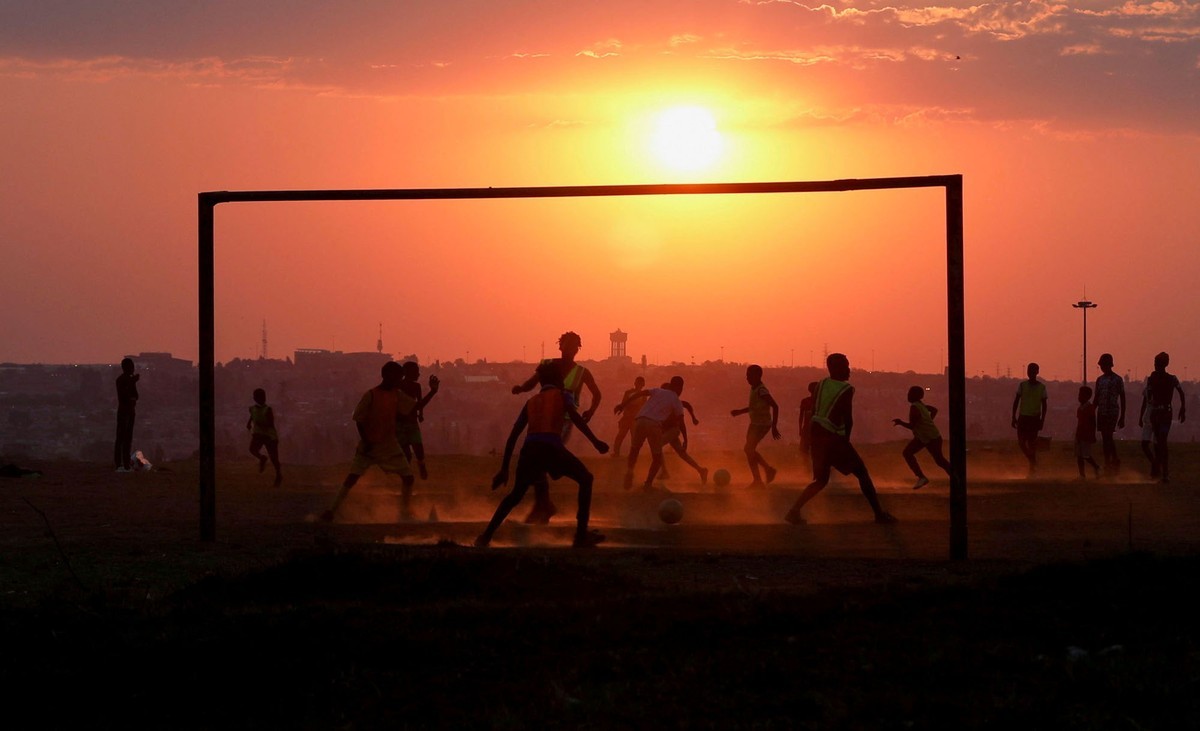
[650,106,724,173]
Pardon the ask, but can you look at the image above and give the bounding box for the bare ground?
[2,442,1198,728]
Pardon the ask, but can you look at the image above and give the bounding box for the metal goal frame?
[198,176,967,558]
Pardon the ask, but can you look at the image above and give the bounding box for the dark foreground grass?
[3,549,1198,730]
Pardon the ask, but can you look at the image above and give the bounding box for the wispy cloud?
[576,39,623,59]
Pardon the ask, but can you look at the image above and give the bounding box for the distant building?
[130,352,193,377]
[293,348,392,373]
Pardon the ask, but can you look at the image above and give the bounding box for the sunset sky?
[2,1,1198,382]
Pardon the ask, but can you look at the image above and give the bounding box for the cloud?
[0,54,304,86]
[1060,43,1106,56]
[576,38,623,59]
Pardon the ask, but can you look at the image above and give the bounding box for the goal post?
[198,176,967,558]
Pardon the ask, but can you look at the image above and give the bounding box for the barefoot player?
[321,361,416,522]
[476,362,609,548]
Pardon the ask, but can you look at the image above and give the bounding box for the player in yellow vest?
[1010,362,1047,476]
[478,362,609,548]
[511,331,602,523]
[892,386,951,490]
[246,388,282,486]
[785,353,896,525]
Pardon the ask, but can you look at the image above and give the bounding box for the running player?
[730,365,780,487]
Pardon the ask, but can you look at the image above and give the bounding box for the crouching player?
[476,363,609,548]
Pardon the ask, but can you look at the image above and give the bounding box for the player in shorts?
[476,363,609,548]
[611,376,646,458]
[1138,351,1187,483]
[512,331,602,523]
[396,361,440,480]
[1074,386,1101,479]
[246,387,282,487]
[1011,362,1048,477]
[321,361,416,522]
[785,353,896,525]
[1092,353,1126,476]
[616,376,686,492]
[656,387,708,486]
[892,386,951,490]
[730,365,780,487]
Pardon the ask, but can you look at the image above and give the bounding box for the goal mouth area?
[197,176,967,557]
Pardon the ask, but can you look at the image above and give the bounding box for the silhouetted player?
[114,357,139,472]
[321,361,416,522]
[1092,353,1126,476]
[611,376,646,457]
[656,384,708,485]
[513,331,602,523]
[246,388,282,486]
[892,386,951,490]
[1139,351,1186,483]
[1011,362,1047,476]
[618,376,686,491]
[798,381,818,469]
[1074,386,1101,479]
[730,365,780,487]
[476,363,608,548]
[397,361,440,480]
[785,353,896,525]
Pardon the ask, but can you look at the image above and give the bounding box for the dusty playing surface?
[2,442,1198,728]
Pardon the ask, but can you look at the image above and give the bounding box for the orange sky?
[3,1,1199,381]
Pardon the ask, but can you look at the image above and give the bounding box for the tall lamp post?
[1073,299,1097,384]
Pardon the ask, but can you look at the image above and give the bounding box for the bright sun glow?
[650,106,724,172]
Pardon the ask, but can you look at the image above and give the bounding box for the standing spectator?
[1092,353,1126,476]
[1139,352,1186,483]
[114,357,139,472]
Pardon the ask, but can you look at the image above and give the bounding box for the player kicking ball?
[476,363,609,548]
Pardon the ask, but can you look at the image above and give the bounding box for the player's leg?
[612,421,631,458]
[642,425,666,489]
[842,444,894,523]
[744,426,766,485]
[667,435,706,480]
[926,436,952,476]
[903,438,930,489]
[524,474,557,524]
[266,439,282,485]
[785,433,833,523]
[477,480,534,546]
[249,433,266,469]
[1153,415,1171,482]
[625,420,648,489]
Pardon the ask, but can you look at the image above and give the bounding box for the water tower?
[609,329,629,360]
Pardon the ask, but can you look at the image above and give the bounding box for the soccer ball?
[658,498,684,525]
[712,468,731,488]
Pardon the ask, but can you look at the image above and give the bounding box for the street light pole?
[1072,299,1097,384]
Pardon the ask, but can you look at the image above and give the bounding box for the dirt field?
[2,441,1199,728]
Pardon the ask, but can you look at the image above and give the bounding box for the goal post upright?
[197,176,968,557]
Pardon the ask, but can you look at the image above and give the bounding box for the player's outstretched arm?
[493,409,528,489]
[764,393,782,439]
[581,371,601,421]
[730,407,749,417]
[512,372,537,395]
[614,389,650,414]
[1177,383,1187,423]
[567,404,608,454]
[681,400,699,425]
